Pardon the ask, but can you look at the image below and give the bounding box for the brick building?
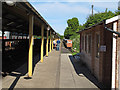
[78,15,120,89]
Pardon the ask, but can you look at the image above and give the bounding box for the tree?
[67,17,79,31]
[84,10,115,28]
[64,9,117,52]
[64,17,79,39]
[57,33,64,40]
[78,25,84,31]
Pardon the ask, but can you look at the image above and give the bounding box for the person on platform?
[53,40,56,49]
[56,39,60,51]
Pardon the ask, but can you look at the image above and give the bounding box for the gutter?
[76,21,104,34]
[104,27,120,37]
[104,20,120,37]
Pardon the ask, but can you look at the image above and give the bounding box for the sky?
[29,1,119,35]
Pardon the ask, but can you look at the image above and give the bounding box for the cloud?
[30,2,118,35]
[31,2,91,16]
[30,2,92,34]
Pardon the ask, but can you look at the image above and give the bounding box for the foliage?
[34,35,41,39]
[64,17,79,39]
[67,17,79,31]
[70,35,80,52]
[84,10,115,28]
[64,9,119,53]
[72,52,78,56]
[64,27,72,39]
[57,33,64,40]
[60,35,64,39]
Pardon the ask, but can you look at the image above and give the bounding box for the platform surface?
[2,44,101,89]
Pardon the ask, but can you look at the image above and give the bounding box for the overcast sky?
[29,1,118,35]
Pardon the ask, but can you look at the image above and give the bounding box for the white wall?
[111,22,117,89]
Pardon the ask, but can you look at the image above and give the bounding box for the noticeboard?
[100,45,106,52]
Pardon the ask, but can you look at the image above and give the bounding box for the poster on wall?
[100,45,106,52]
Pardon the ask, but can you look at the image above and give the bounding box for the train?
[63,39,72,48]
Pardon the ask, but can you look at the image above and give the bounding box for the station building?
[78,15,120,89]
[2,1,59,78]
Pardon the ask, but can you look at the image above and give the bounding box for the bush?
[70,35,80,52]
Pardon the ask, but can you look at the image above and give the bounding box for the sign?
[100,45,106,52]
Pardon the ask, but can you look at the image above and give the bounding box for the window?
[85,35,87,52]
[88,35,92,54]
[81,35,84,50]
[96,34,100,58]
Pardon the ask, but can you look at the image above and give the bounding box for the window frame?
[85,34,87,53]
[81,35,84,51]
[95,33,100,58]
[88,34,92,54]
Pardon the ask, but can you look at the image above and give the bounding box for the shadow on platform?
[69,55,103,89]
[2,39,49,89]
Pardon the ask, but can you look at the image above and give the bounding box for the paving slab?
[2,49,61,89]
[2,44,101,89]
[59,45,101,89]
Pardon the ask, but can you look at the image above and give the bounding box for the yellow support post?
[41,25,44,63]
[52,36,53,50]
[28,14,34,77]
[46,30,49,57]
[49,30,51,52]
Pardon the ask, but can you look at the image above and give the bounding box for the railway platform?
[2,48,61,88]
[2,44,101,89]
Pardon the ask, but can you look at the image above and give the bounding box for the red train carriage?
[63,39,72,48]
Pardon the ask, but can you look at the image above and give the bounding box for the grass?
[71,48,79,55]
[72,52,78,55]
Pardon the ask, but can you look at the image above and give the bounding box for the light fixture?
[52,35,54,38]
[47,26,50,31]
[5,0,16,6]
[53,32,55,34]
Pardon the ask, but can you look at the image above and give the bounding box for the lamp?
[47,26,50,31]
[53,35,54,38]
[53,32,55,34]
[5,0,16,6]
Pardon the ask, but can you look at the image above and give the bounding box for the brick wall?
[102,23,113,88]
[80,22,113,88]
